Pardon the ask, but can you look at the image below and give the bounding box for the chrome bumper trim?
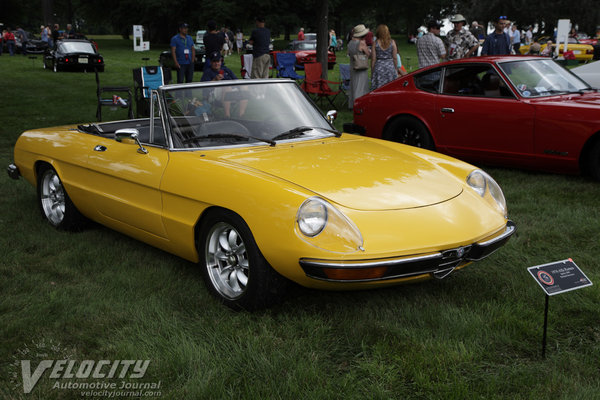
[299,220,516,282]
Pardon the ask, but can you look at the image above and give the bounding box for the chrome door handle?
[441,108,455,113]
[94,145,107,152]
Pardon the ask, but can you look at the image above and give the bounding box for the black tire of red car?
[197,209,288,310]
[37,165,87,231]
[383,116,435,150]
[585,139,600,181]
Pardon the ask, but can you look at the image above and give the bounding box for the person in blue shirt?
[481,17,512,56]
[200,51,245,117]
[170,23,195,83]
[201,51,237,81]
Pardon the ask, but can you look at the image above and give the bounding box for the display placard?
[528,259,592,296]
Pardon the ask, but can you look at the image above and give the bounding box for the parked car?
[351,56,600,180]
[8,79,514,310]
[574,33,598,46]
[43,39,104,72]
[519,37,594,61]
[572,60,600,87]
[273,40,336,69]
[15,30,49,54]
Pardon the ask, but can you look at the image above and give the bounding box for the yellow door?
[86,137,169,238]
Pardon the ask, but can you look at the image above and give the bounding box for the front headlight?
[296,197,363,253]
[297,198,327,237]
[467,170,507,217]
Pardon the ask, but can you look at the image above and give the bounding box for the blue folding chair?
[133,66,171,117]
[339,64,351,106]
[275,53,304,81]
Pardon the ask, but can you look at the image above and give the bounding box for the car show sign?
[527,258,592,357]
[133,25,149,51]
[528,258,592,296]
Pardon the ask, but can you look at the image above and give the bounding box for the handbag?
[353,53,368,70]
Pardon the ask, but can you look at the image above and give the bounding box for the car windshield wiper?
[575,88,598,94]
[183,133,275,146]
[272,126,341,142]
[539,89,568,95]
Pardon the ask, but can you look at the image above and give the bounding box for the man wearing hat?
[447,14,479,60]
[201,51,237,81]
[416,20,447,68]
[170,22,196,83]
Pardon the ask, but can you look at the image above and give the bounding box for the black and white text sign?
[528,259,592,296]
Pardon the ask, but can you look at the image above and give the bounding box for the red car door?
[434,64,536,165]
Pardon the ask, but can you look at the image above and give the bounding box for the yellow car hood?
[217,137,463,211]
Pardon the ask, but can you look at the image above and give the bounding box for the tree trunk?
[316,0,329,79]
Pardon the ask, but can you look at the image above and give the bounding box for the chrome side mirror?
[115,128,148,154]
[326,110,337,123]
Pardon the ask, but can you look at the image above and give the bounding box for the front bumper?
[299,220,516,282]
[7,163,20,180]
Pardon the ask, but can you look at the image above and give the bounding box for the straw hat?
[353,24,369,38]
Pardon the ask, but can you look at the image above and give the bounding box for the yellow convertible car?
[519,37,594,61]
[8,80,515,309]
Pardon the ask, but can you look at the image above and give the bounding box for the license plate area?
[79,57,89,64]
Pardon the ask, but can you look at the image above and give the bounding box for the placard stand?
[542,294,549,358]
[528,259,592,359]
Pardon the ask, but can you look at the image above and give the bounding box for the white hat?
[450,14,467,23]
[353,24,369,38]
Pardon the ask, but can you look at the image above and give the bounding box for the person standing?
[15,26,27,55]
[235,29,243,54]
[170,23,195,83]
[4,28,16,56]
[470,21,485,40]
[347,24,371,109]
[64,24,75,38]
[416,20,446,68]
[52,24,60,47]
[481,17,511,56]
[298,27,305,41]
[447,14,479,60]
[371,24,398,90]
[525,26,533,45]
[511,24,521,54]
[204,20,224,71]
[249,16,271,79]
[329,29,337,53]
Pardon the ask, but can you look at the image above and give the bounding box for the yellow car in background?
[520,37,594,61]
[8,80,515,310]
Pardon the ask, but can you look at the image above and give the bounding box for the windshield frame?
[497,58,591,98]
[156,79,336,151]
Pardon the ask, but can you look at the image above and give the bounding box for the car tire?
[198,209,288,310]
[384,116,435,150]
[37,166,86,230]
[586,139,600,181]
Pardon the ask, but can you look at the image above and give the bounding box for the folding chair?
[95,68,133,122]
[133,65,171,117]
[338,64,351,106]
[300,62,340,107]
[275,53,304,81]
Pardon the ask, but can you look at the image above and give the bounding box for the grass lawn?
[1,37,599,399]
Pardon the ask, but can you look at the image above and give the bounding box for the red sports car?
[351,56,600,180]
[273,40,336,70]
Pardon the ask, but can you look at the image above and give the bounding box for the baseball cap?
[209,51,222,62]
[427,20,443,29]
[179,22,189,29]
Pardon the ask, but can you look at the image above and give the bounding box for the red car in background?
[350,56,600,180]
[272,40,336,70]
